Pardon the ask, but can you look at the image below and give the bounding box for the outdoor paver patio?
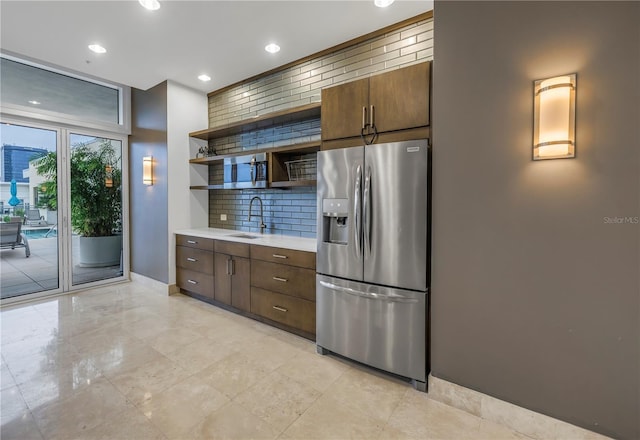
[1,235,121,299]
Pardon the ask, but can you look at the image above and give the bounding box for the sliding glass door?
[69,133,123,286]
[0,121,128,301]
[0,122,60,299]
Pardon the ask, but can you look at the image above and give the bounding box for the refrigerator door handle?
[363,166,372,255]
[319,280,419,303]
[354,165,362,257]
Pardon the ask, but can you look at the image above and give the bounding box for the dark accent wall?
[130,82,169,283]
[431,2,639,439]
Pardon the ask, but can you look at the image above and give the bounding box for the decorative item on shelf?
[105,165,113,187]
[196,145,217,158]
[143,156,154,185]
[286,158,317,181]
[533,73,576,160]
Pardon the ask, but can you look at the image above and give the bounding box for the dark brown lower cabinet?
[175,235,316,339]
[250,245,316,338]
[176,236,215,299]
[213,240,251,312]
[214,253,250,312]
[250,287,316,335]
[176,268,214,299]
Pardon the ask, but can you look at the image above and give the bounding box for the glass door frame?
[0,116,130,304]
[64,128,129,292]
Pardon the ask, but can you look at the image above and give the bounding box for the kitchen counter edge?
[174,228,316,253]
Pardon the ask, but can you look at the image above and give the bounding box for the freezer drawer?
[316,274,426,383]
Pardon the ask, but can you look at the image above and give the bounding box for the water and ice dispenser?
[321,198,349,245]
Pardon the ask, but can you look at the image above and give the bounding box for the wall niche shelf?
[188,102,321,190]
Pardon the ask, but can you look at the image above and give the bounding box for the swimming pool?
[22,228,57,239]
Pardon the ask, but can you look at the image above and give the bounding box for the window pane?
[1,123,59,298]
[1,58,120,125]
[69,134,123,285]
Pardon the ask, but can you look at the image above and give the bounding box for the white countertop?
[174,228,317,253]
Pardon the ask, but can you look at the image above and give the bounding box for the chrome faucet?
[248,196,266,233]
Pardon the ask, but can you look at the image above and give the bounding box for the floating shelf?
[189,102,321,141]
[189,185,226,190]
[270,180,317,188]
[189,104,321,190]
[189,141,320,165]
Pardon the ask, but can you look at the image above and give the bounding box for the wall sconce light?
[143,156,153,185]
[105,165,113,188]
[533,73,576,160]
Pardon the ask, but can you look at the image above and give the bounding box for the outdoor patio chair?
[24,209,46,226]
[0,221,30,257]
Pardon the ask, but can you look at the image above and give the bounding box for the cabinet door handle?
[187,279,198,285]
[226,259,231,275]
[272,305,288,313]
[362,106,367,129]
[187,257,197,262]
[187,240,197,244]
[370,105,375,128]
[230,259,235,275]
[272,254,288,259]
[272,276,288,282]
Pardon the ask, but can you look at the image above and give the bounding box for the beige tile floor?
[0,281,531,440]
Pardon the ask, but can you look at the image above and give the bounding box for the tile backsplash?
[208,187,317,238]
[206,14,433,237]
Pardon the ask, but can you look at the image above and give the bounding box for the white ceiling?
[0,1,432,94]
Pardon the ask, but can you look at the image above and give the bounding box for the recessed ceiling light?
[88,44,107,54]
[265,43,280,54]
[139,0,160,11]
[374,0,395,7]
[198,74,211,82]
[28,100,41,105]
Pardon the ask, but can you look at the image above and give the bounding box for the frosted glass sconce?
[143,156,153,185]
[533,74,576,160]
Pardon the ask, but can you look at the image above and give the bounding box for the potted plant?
[34,140,122,267]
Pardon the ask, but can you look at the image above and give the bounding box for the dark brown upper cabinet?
[321,61,430,146]
[321,78,369,141]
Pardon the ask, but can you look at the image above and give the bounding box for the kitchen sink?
[228,233,261,239]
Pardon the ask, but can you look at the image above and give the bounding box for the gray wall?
[431,2,639,439]
[130,81,169,283]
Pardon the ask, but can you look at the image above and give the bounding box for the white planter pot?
[78,235,122,268]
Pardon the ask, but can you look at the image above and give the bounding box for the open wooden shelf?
[189,103,321,141]
[190,141,319,190]
[189,185,226,190]
[189,141,320,165]
[270,180,317,188]
[188,104,321,190]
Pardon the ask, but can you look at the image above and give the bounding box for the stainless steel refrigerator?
[316,139,429,391]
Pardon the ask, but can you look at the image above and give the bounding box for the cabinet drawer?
[176,246,213,274]
[251,287,315,335]
[251,260,315,301]
[176,235,214,252]
[176,268,214,298]
[215,240,250,258]
[250,245,315,269]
